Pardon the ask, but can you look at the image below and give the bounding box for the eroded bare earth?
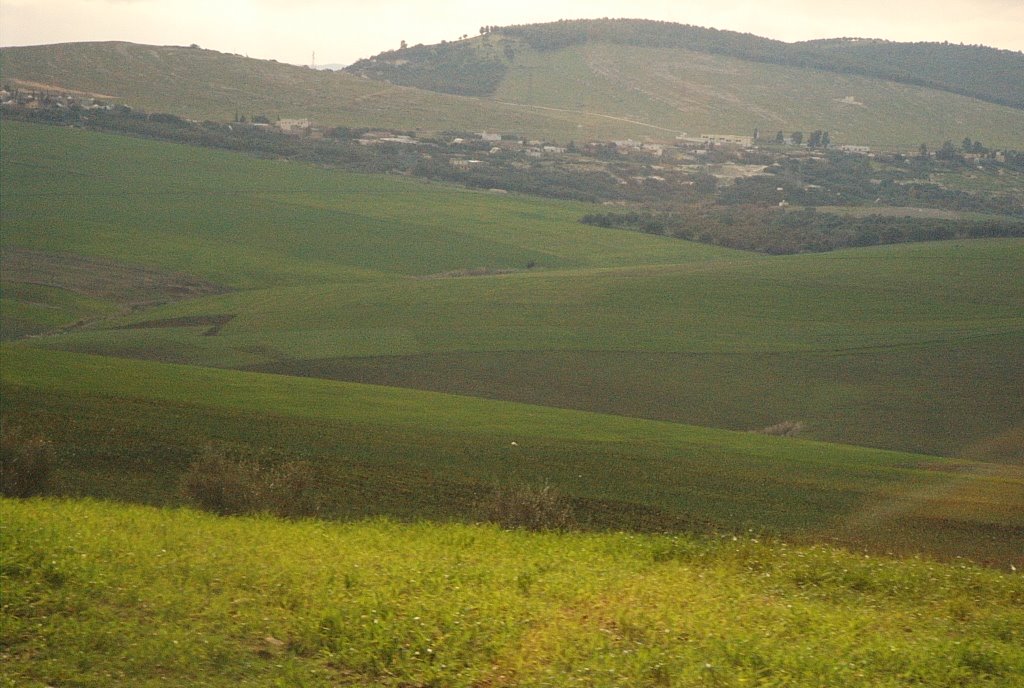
[1,247,229,306]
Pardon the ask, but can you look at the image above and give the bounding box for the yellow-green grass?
[3,346,1023,565]
[2,498,1022,687]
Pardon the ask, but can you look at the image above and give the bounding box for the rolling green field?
[4,35,1024,687]
[3,345,1023,565]
[3,121,1023,460]
[4,39,1024,148]
[3,498,1023,687]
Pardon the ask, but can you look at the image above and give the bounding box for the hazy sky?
[2,0,1022,67]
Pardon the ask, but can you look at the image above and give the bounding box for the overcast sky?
[2,0,1022,67]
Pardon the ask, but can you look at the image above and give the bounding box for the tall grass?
[2,498,1022,687]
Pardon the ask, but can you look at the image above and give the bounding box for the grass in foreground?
[2,498,1022,687]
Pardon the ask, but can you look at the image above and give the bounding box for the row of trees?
[582,206,1024,254]
[771,130,831,148]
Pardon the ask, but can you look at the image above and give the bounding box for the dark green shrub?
[0,422,55,498]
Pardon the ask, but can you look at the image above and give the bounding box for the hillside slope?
[4,345,1023,565]
[0,42,667,142]
[348,19,1024,148]
[3,32,1024,147]
[3,122,1023,459]
[492,20,1024,109]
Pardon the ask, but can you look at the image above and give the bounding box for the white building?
[701,134,754,147]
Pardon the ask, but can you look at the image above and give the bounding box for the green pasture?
[29,240,1024,458]
[3,498,1022,687]
[3,122,1023,459]
[3,346,1023,564]
[0,121,727,288]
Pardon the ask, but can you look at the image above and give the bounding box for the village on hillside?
[4,82,1022,223]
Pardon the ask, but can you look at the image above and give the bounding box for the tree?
[936,140,958,161]
[807,130,822,148]
[919,143,928,158]
[775,131,785,144]
[791,131,803,146]
[821,131,830,148]
[400,39,407,49]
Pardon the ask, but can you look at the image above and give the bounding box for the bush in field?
[262,460,322,519]
[758,420,806,437]
[181,444,322,518]
[0,421,55,498]
[479,481,576,531]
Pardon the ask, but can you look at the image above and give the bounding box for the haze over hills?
[3,18,1024,148]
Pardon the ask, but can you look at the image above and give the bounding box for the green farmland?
[3,121,1022,460]
[2,121,1023,565]
[2,82,1024,687]
[4,345,1023,565]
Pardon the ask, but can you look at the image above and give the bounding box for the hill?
[494,20,1024,109]
[3,498,1022,687]
[347,19,1024,148]
[3,122,1023,462]
[3,345,1023,567]
[0,41,651,143]
[3,29,1024,148]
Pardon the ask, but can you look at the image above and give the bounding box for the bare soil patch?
[7,79,118,100]
[1,247,229,306]
[114,314,235,336]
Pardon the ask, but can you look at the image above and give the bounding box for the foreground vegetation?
[2,498,1022,687]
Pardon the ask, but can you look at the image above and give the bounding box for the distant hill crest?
[346,18,1024,108]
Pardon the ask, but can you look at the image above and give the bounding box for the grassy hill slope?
[493,42,1024,149]
[491,19,1024,109]
[3,346,1023,566]
[3,498,1021,687]
[3,35,1024,147]
[4,122,1022,459]
[0,42,669,143]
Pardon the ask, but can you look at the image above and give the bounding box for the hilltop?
[3,22,1024,148]
[351,19,1024,109]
